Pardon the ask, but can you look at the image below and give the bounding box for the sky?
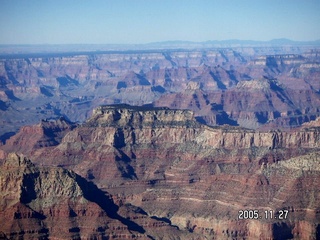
[0,0,320,44]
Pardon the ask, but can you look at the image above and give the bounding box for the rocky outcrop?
[0,153,191,239]
[1,105,319,239]
[87,104,197,128]
[302,116,320,128]
[1,47,320,140]
[1,117,75,153]
[155,77,320,129]
[0,153,129,239]
[253,54,305,67]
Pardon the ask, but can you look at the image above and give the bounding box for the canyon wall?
[0,153,193,239]
[1,47,320,142]
[1,105,319,239]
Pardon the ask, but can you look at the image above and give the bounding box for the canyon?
[0,152,190,239]
[1,46,320,143]
[0,105,319,239]
[0,44,320,239]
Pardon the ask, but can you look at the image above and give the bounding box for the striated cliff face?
[1,105,319,239]
[1,47,320,142]
[1,117,75,154]
[88,109,320,153]
[154,77,320,129]
[88,104,196,128]
[0,153,192,239]
[0,153,119,239]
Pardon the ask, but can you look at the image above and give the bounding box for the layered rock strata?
[1,48,320,141]
[0,153,191,239]
[1,105,319,239]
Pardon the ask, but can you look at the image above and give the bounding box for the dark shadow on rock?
[151,85,166,93]
[255,112,268,124]
[115,149,138,180]
[14,206,46,221]
[124,203,148,215]
[40,86,54,97]
[150,215,179,230]
[56,75,79,87]
[69,208,77,217]
[117,81,127,89]
[0,231,9,240]
[5,90,21,101]
[0,100,8,111]
[272,222,293,240]
[151,216,171,225]
[75,174,145,234]
[268,79,295,107]
[216,112,238,126]
[210,71,226,90]
[113,128,126,148]
[0,131,16,144]
[68,227,80,233]
[195,116,206,124]
[137,74,151,86]
[20,172,40,204]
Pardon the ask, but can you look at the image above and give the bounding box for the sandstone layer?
[0,153,192,239]
[1,47,320,142]
[1,105,319,239]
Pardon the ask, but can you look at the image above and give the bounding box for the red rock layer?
[0,153,190,239]
[1,106,319,238]
[1,48,320,140]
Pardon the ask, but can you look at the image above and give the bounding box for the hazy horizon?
[1,0,320,45]
[1,38,320,46]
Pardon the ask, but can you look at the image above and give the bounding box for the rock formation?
[1,43,320,238]
[1,47,320,142]
[0,153,191,239]
[1,105,319,239]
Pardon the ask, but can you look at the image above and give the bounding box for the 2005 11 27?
[238,210,289,220]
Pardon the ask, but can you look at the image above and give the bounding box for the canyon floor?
[0,44,320,239]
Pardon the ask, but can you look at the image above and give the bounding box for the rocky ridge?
[1,47,320,142]
[1,105,319,239]
[0,153,192,239]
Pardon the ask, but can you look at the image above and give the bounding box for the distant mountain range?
[147,38,320,47]
[0,39,320,56]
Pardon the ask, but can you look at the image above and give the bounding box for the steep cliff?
[1,105,319,239]
[1,117,75,153]
[0,153,191,239]
[1,48,320,141]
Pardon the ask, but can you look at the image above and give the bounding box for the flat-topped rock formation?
[1,105,319,239]
[1,47,320,142]
[86,104,198,128]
